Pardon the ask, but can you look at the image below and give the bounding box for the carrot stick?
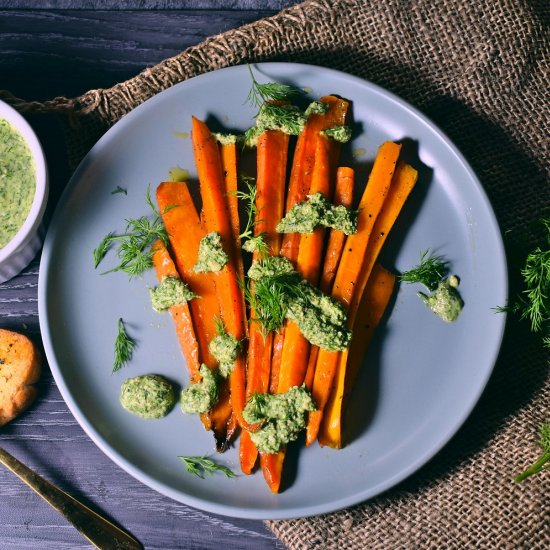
[305,166,355,390]
[240,130,289,474]
[306,141,402,446]
[156,181,219,366]
[156,181,230,445]
[191,116,248,429]
[151,239,201,382]
[318,264,396,448]
[279,96,349,261]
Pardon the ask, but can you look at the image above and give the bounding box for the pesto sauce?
[276,192,358,235]
[247,257,352,351]
[149,276,198,312]
[120,374,176,419]
[242,385,316,454]
[209,331,241,378]
[180,364,220,414]
[419,275,464,322]
[0,118,36,249]
[193,232,229,273]
[322,125,352,143]
[212,133,240,146]
[167,166,190,182]
[304,101,329,116]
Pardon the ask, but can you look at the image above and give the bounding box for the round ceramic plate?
[38,63,507,520]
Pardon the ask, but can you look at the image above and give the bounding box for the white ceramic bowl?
[0,100,48,284]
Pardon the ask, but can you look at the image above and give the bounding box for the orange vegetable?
[191,116,248,428]
[151,239,200,382]
[318,264,396,448]
[306,141,402,446]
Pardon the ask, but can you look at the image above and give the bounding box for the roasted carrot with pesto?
[306,141,402,446]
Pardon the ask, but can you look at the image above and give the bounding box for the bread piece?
[0,329,41,426]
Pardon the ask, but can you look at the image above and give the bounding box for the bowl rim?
[0,99,48,262]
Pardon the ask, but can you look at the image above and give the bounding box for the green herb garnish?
[246,64,304,107]
[93,187,169,277]
[111,186,127,195]
[234,179,269,257]
[399,249,448,291]
[515,422,550,483]
[178,455,236,479]
[113,318,135,373]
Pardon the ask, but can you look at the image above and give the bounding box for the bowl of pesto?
[0,99,48,284]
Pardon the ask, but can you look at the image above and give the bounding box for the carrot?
[157,181,233,447]
[306,141,402,446]
[151,239,201,382]
[240,130,289,474]
[318,264,396,448]
[305,166,355,390]
[156,181,219,367]
[279,96,349,261]
[191,116,248,428]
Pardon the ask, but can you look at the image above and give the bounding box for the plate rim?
[38,61,508,520]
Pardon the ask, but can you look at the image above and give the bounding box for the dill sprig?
[399,249,448,291]
[246,64,303,107]
[234,179,270,257]
[93,187,169,277]
[178,455,236,479]
[113,318,135,373]
[515,422,550,483]
[111,186,127,195]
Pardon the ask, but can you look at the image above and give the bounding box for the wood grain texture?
[0,4,299,549]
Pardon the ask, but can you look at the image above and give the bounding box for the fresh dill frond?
[178,455,236,479]
[95,187,169,277]
[399,249,448,291]
[113,318,135,373]
[514,422,550,482]
[93,231,115,268]
[111,186,127,195]
[246,64,303,107]
[234,179,269,257]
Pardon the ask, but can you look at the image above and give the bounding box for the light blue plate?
[38,63,507,519]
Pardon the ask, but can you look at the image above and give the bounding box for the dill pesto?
[322,125,352,143]
[305,101,329,116]
[180,364,220,414]
[247,257,352,350]
[209,322,241,378]
[193,232,229,273]
[0,118,36,249]
[242,385,316,454]
[120,375,176,419]
[245,103,307,147]
[149,276,198,312]
[212,133,240,146]
[419,275,464,322]
[276,192,358,235]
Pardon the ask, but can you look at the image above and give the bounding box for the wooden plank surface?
[0,4,300,549]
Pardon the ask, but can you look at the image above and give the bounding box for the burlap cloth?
[3,0,548,548]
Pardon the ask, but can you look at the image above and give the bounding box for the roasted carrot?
[151,239,201,382]
[306,141,402,446]
[305,166,355,390]
[279,96,349,261]
[240,130,289,474]
[318,264,396,448]
[157,181,231,446]
[191,116,248,428]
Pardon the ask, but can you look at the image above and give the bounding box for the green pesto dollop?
[212,132,241,146]
[322,125,352,143]
[419,275,464,322]
[305,100,329,116]
[247,257,352,351]
[150,276,198,312]
[180,364,220,414]
[245,103,307,147]
[209,329,241,378]
[276,192,358,235]
[242,385,316,454]
[0,118,36,249]
[193,232,229,273]
[120,375,176,419]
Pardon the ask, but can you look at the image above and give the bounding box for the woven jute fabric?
[3,0,548,548]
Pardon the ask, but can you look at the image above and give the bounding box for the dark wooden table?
[0,2,300,548]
